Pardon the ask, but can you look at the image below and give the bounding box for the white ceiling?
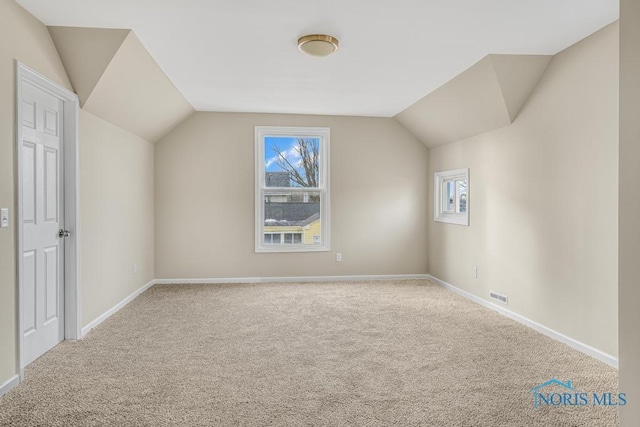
[17,0,618,117]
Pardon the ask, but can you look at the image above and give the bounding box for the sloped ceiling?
[48,27,194,143]
[48,27,129,106]
[19,0,618,118]
[395,54,552,147]
[491,55,554,123]
[48,24,552,147]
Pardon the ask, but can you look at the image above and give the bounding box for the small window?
[264,232,302,245]
[255,126,330,252]
[434,168,469,226]
[264,233,281,244]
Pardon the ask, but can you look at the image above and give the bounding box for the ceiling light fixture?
[297,34,339,57]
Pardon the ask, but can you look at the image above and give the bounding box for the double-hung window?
[255,126,330,252]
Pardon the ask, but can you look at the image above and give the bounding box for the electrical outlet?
[133,263,138,274]
[336,253,342,262]
[473,267,478,278]
[0,208,8,228]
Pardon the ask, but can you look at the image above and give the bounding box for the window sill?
[435,214,468,226]
[255,245,330,253]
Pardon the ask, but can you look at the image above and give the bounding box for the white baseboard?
[81,279,155,338]
[0,375,20,398]
[154,274,430,285]
[426,275,618,368]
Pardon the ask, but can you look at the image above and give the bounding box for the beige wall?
[0,0,72,387]
[427,23,619,357]
[155,112,429,279]
[619,0,640,423]
[79,110,155,327]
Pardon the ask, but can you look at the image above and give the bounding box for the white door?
[21,80,65,366]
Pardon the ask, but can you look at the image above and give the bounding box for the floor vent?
[489,290,508,304]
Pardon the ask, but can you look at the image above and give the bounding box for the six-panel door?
[21,80,65,367]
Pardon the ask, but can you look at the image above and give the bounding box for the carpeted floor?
[0,280,618,426]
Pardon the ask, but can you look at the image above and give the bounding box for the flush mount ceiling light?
[297,34,339,57]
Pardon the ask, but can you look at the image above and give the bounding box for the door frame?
[15,62,81,376]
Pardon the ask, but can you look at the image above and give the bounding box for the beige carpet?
[0,280,618,426]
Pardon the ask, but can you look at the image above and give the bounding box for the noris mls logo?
[530,378,626,409]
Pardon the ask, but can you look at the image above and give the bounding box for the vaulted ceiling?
[17,0,618,118]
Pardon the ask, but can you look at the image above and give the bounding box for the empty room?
[1,0,639,425]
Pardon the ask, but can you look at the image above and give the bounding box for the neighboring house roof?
[265,202,320,226]
[300,212,320,226]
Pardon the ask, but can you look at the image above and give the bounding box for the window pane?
[264,191,322,246]
[457,180,467,213]
[444,180,455,213]
[264,137,320,188]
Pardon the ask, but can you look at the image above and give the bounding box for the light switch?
[1,209,8,228]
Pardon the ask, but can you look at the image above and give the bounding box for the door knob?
[58,229,71,238]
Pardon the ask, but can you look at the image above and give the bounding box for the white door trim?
[15,62,81,375]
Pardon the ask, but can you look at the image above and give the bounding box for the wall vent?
[489,290,508,304]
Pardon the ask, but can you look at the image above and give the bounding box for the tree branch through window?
[271,138,319,187]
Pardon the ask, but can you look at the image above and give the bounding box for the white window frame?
[434,168,469,226]
[255,126,330,253]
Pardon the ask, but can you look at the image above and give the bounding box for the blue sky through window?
[264,136,321,187]
[265,137,298,172]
